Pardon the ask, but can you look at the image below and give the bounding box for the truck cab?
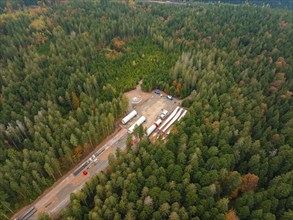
[160,109,169,119]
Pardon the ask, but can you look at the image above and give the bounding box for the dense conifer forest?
[192,0,292,9]
[0,0,293,12]
[0,0,292,219]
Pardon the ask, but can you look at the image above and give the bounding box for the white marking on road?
[50,197,70,213]
[60,176,69,184]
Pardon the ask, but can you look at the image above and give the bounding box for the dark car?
[154,91,160,95]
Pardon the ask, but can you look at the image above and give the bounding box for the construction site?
[14,84,188,220]
[124,84,187,142]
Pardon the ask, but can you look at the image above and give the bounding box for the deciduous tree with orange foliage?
[239,173,259,193]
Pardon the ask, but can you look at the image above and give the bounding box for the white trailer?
[158,106,180,131]
[178,109,187,121]
[128,116,146,134]
[146,118,162,136]
[121,110,137,124]
[162,108,184,133]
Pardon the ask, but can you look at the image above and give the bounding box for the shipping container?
[121,110,137,124]
[128,116,146,134]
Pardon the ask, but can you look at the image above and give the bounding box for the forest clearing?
[0,0,291,219]
[13,86,184,219]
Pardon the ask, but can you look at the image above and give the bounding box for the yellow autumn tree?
[71,91,80,110]
[30,18,46,31]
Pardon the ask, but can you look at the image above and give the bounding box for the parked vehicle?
[167,95,173,100]
[154,91,160,95]
[160,109,169,119]
[15,206,37,220]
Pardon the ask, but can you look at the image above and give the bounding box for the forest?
[0,0,292,219]
[1,0,293,12]
[189,0,293,9]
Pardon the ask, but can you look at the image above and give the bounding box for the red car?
[83,170,88,175]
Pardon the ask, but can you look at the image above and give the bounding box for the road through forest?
[13,128,128,219]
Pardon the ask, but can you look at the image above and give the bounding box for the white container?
[121,110,137,124]
[128,116,146,134]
